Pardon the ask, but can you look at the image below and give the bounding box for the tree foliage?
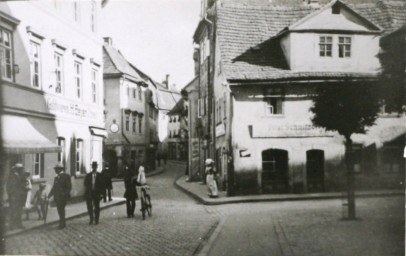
[311,82,380,139]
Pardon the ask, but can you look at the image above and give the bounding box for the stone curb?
[175,176,404,206]
[5,199,126,238]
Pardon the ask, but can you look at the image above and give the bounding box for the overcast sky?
[100,0,201,89]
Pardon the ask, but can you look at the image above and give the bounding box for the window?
[127,85,130,96]
[149,105,153,119]
[30,41,41,88]
[338,36,351,58]
[91,69,98,103]
[133,88,136,98]
[138,87,142,100]
[125,113,130,131]
[90,0,97,32]
[74,61,82,99]
[264,88,283,115]
[132,116,136,133]
[138,116,142,133]
[75,140,83,174]
[57,137,65,165]
[223,92,227,119]
[73,2,80,22]
[0,28,13,81]
[33,153,44,179]
[54,52,63,94]
[319,36,332,57]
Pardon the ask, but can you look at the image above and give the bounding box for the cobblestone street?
[4,162,219,256]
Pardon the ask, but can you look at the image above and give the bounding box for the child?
[31,183,47,220]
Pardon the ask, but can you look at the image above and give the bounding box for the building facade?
[192,0,406,195]
[0,0,106,198]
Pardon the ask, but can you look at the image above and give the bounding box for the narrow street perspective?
[4,162,219,256]
[0,0,405,255]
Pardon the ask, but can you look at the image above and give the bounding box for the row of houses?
[175,0,406,195]
[0,1,179,199]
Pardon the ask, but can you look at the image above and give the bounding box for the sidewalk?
[175,175,404,205]
[6,165,166,237]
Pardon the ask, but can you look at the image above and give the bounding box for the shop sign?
[253,124,335,138]
[46,95,101,120]
[216,123,225,137]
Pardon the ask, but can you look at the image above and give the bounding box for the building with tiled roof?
[191,0,406,196]
[103,38,159,176]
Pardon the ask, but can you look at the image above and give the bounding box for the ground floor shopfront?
[103,143,147,177]
[230,117,405,195]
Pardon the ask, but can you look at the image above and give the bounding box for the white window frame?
[75,139,83,175]
[33,153,43,179]
[54,51,64,94]
[0,28,13,81]
[319,36,333,57]
[74,61,82,99]
[338,36,352,58]
[30,41,42,88]
[91,68,98,103]
[57,137,65,165]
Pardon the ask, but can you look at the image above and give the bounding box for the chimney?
[165,74,170,89]
[103,37,113,46]
[303,0,320,9]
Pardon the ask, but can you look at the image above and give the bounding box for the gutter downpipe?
[204,14,215,161]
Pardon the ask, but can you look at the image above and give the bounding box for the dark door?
[306,150,325,192]
[103,150,118,177]
[262,149,289,193]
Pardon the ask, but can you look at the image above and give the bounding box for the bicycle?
[138,185,152,220]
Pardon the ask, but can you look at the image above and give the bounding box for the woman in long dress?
[205,159,218,198]
[23,171,33,219]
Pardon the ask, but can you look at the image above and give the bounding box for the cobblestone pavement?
[4,162,219,256]
[208,196,404,256]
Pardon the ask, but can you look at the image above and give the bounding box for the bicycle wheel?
[145,195,152,217]
[141,197,146,220]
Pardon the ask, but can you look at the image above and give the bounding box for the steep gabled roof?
[215,0,406,82]
[103,44,145,83]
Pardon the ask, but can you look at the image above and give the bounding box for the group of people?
[123,164,147,218]
[6,161,114,230]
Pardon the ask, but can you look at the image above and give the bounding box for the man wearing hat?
[84,161,105,225]
[48,163,72,229]
[6,163,28,230]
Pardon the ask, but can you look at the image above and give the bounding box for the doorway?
[261,149,289,193]
[306,149,325,192]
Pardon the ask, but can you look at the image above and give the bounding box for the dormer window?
[338,36,351,58]
[319,36,332,57]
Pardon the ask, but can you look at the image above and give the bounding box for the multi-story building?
[0,0,106,198]
[192,0,406,195]
[102,38,149,176]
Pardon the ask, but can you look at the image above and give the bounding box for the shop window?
[30,41,42,88]
[76,139,83,174]
[0,28,13,81]
[33,153,44,179]
[382,147,402,172]
[57,137,65,165]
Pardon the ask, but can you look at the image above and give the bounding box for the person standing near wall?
[6,164,28,230]
[123,165,137,218]
[205,159,218,198]
[101,163,113,202]
[48,164,72,229]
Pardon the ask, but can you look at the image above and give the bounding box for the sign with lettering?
[253,124,335,138]
[46,95,102,120]
[216,123,225,137]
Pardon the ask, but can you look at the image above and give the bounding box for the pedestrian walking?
[205,159,218,198]
[48,163,72,229]
[6,163,28,230]
[31,183,47,220]
[84,161,105,225]
[123,165,137,218]
[101,163,113,202]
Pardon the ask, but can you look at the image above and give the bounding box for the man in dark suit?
[84,161,105,225]
[7,163,28,230]
[101,162,113,202]
[48,163,72,229]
